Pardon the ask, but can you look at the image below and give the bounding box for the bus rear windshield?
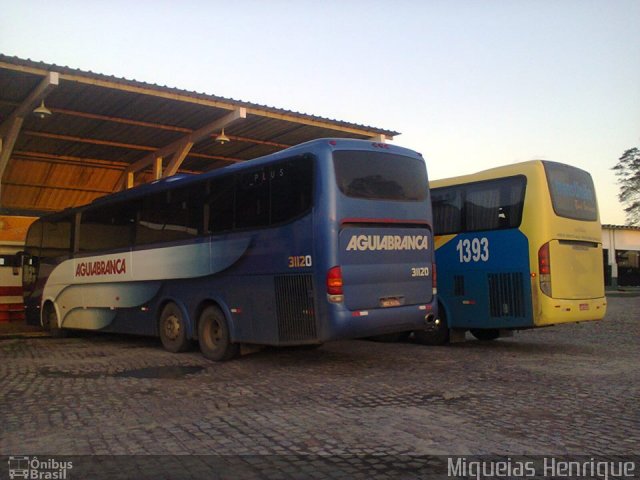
[544,161,598,221]
[333,151,427,201]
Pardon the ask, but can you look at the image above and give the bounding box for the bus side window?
[270,157,313,224]
[465,186,501,231]
[165,187,204,239]
[41,218,73,261]
[208,176,235,233]
[501,180,526,228]
[80,204,135,253]
[236,168,270,229]
[464,177,526,232]
[136,188,203,245]
[137,192,167,245]
[11,254,20,276]
[432,188,462,235]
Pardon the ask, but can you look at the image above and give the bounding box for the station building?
[603,224,640,288]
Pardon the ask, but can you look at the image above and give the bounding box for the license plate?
[380,297,402,308]
[580,303,589,311]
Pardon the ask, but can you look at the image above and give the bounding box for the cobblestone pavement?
[0,297,638,478]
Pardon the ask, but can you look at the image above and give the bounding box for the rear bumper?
[325,301,436,340]
[535,296,607,327]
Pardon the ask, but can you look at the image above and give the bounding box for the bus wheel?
[413,306,449,346]
[43,303,66,338]
[198,306,239,362]
[159,303,190,353]
[470,328,500,341]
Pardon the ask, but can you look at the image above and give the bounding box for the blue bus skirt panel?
[436,229,535,330]
[39,235,252,332]
[100,217,317,345]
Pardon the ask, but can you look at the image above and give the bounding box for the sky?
[1,0,638,224]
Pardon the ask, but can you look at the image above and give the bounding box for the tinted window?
[137,186,204,245]
[0,254,19,267]
[208,176,235,233]
[432,188,462,234]
[544,161,598,221]
[236,168,270,229]
[80,204,135,252]
[207,156,314,233]
[25,220,43,257]
[333,151,427,201]
[465,178,525,231]
[23,221,43,289]
[41,217,73,260]
[433,176,526,234]
[270,157,313,224]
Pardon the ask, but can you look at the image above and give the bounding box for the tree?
[612,147,640,226]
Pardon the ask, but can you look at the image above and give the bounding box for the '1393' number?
[456,237,489,263]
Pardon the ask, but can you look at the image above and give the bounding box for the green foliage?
[612,147,640,226]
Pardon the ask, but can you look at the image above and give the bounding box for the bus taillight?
[326,266,344,303]
[538,242,552,297]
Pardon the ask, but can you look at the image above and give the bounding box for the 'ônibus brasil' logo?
[75,258,127,277]
[346,234,429,252]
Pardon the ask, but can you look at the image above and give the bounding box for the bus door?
[20,251,40,324]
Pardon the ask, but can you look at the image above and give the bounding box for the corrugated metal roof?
[603,224,640,231]
[0,54,400,214]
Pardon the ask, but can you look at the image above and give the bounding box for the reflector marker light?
[432,263,437,289]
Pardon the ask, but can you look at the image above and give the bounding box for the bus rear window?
[333,151,427,201]
[544,161,598,221]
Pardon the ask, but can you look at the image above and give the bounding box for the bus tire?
[470,328,500,341]
[413,304,449,346]
[159,303,190,353]
[43,302,67,338]
[198,306,239,362]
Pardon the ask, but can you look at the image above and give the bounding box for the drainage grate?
[488,272,525,317]
[274,274,317,342]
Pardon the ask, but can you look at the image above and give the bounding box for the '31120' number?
[456,237,489,263]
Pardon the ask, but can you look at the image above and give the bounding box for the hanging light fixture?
[215,128,230,144]
[33,100,52,119]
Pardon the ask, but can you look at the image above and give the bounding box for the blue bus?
[22,139,436,360]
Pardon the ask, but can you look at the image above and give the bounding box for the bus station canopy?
[0,54,398,215]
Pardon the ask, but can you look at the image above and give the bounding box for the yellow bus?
[416,160,607,344]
